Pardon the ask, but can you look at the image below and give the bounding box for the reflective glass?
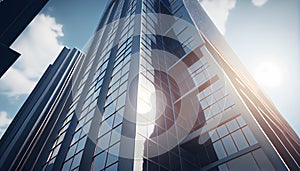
[110,125,122,144]
[242,126,258,145]
[106,162,118,171]
[98,132,111,151]
[232,130,248,150]
[71,151,83,170]
[226,119,239,133]
[236,116,246,127]
[92,152,107,171]
[66,144,76,160]
[62,159,72,171]
[217,125,229,138]
[76,136,87,153]
[213,140,226,159]
[222,135,237,155]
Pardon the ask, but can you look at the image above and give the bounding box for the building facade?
[0,0,299,171]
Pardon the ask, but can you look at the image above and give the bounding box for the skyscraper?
[0,0,299,171]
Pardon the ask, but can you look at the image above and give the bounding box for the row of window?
[60,16,111,170]
[91,2,137,169]
[43,54,87,170]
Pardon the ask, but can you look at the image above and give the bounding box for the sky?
[0,0,299,138]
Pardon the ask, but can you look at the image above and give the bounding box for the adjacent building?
[0,0,48,77]
[0,0,299,170]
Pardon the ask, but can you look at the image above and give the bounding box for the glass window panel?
[92,152,107,171]
[85,110,94,122]
[242,126,258,145]
[118,82,127,95]
[82,121,92,135]
[57,132,66,144]
[113,112,123,127]
[77,118,85,130]
[105,162,118,171]
[121,62,130,75]
[206,94,215,106]
[236,116,246,127]
[89,99,98,110]
[65,113,73,123]
[76,136,87,153]
[99,121,111,136]
[48,157,55,166]
[200,100,208,109]
[116,93,126,110]
[217,125,229,138]
[104,103,115,119]
[52,144,61,157]
[209,130,219,142]
[98,132,111,151]
[109,142,120,155]
[66,144,76,160]
[62,159,72,171]
[120,72,129,83]
[210,103,220,116]
[214,89,223,100]
[71,151,83,170]
[213,140,226,159]
[110,125,122,145]
[231,130,249,150]
[104,115,114,129]
[106,143,120,166]
[226,119,239,133]
[224,96,234,109]
[72,168,79,171]
[222,135,237,155]
[72,130,81,144]
[95,79,103,90]
[79,108,88,120]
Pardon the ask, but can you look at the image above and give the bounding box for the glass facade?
[1,0,299,171]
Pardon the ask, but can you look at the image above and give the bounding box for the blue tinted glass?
[66,144,76,160]
[106,162,118,171]
[71,151,83,170]
[110,125,122,145]
[76,136,87,153]
[213,140,226,159]
[236,116,246,127]
[232,130,249,150]
[222,135,237,155]
[242,126,257,145]
[226,119,239,133]
[217,125,229,138]
[97,132,111,151]
[61,159,72,171]
[92,152,107,171]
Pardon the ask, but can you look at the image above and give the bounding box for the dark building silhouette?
[0,0,299,170]
[0,0,48,77]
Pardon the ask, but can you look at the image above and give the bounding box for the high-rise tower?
[0,0,299,170]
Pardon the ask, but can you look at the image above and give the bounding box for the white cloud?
[200,0,236,34]
[0,111,12,127]
[0,14,64,97]
[0,68,36,96]
[252,0,268,7]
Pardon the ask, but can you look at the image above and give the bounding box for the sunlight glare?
[254,62,283,87]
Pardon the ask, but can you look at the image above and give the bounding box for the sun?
[254,62,283,87]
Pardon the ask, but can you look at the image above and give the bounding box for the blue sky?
[0,0,299,137]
